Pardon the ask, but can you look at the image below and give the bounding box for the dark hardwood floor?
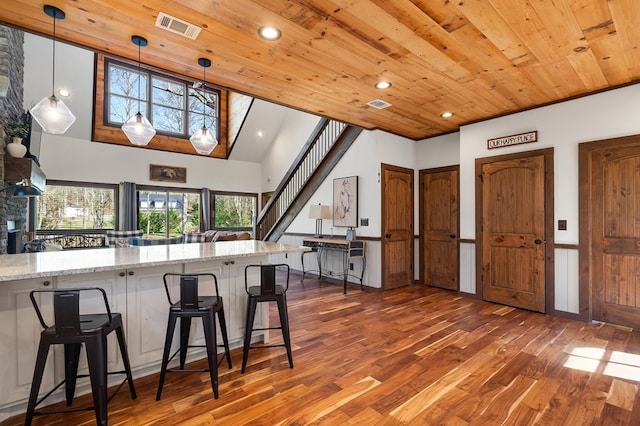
[6,274,640,425]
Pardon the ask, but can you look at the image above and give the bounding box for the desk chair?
[242,264,293,373]
[156,273,231,400]
[26,287,136,426]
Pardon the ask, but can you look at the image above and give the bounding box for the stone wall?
[0,25,26,254]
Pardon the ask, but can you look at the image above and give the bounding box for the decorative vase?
[6,137,27,158]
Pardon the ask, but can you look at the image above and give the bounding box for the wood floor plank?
[7,277,640,425]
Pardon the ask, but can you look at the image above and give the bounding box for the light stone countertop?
[0,240,309,282]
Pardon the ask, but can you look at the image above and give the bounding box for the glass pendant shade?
[30,94,76,134]
[190,57,217,156]
[190,126,218,155]
[122,35,155,146]
[121,112,156,146]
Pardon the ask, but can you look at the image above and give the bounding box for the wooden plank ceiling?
[1,0,639,140]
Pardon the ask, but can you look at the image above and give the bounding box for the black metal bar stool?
[156,273,231,400]
[242,264,293,373]
[26,287,137,426]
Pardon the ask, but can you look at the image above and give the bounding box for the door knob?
[385,233,391,238]
[450,234,456,238]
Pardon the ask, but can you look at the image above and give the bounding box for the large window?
[211,192,256,232]
[36,181,117,247]
[138,188,200,238]
[105,58,219,139]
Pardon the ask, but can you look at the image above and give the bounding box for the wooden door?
[420,166,459,290]
[381,163,414,290]
[586,141,640,328]
[479,153,548,312]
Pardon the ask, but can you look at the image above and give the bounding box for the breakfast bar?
[0,240,308,421]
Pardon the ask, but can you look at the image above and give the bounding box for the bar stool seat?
[156,273,231,400]
[242,264,293,373]
[26,287,136,426]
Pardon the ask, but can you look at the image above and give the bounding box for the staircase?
[256,118,362,241]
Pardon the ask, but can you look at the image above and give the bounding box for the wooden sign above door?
[487,131,538,150]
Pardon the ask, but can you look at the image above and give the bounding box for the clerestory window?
[105,58,219,139]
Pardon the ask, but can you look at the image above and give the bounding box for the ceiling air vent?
[155,12,202,40]
[367,99,391,110]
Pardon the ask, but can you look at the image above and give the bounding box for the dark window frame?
[137,185,203,237]
[103,57,221,141]
[210,190,258,232]
[35,180,119,244]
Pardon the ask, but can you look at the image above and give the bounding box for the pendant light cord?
[137,41,142,114]
[202,64,206,128]
[51,12,56,95]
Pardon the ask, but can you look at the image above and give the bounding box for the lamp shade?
[190,126,218,155]
[121,112,156,146]
[13,185,42,197]
[30,94,76,135]
[309,204,330,219]
[0,179,42,197]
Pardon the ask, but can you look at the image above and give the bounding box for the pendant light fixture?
[121,35,156,146]
[189,58,218,155]
[30,5,76,135]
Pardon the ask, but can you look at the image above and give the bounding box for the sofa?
[203,230,252,242]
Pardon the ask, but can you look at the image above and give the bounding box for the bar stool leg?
[179,316,192,369]
[115,324,137,399]
[63,342,82,406]
[85,336,108,426]
[277,297,294,368]
[216,306,232,369]
[201,312,219,399]
[25,339,51,426]
[156,313,177,401]
[241,298,258,373]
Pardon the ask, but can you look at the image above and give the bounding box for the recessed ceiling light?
[258,26,281,41]
[257,130,263,137]
[58,88,70,97]
[441,112,454,118]
[375,81,392,90]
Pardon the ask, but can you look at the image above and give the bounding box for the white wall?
[416,132,460,170]
[260,108,320,193]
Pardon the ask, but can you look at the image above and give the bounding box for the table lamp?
[309,204,330,238]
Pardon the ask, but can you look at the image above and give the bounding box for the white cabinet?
[0,278,54,410]
[123,264,182,369]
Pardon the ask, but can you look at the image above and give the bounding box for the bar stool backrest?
[261,265,276,295]
[162,273,220,311]
[30,287,113,337]
[180,275,199,311]
[244,264,290,295]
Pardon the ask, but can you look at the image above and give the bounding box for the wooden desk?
[301,238,366,294]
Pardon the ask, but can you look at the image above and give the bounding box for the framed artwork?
[149,164,187,183]
[333,176,358,227]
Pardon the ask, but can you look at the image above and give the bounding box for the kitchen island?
[0,240,308,421]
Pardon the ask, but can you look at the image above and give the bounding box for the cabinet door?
[57,271,127,378]
[124,264,182,369]
[0,278,55,408]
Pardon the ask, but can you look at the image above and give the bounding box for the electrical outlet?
[558,219,567,231]
[360,218,369,226]
[328,270,333,276]
[350,262,354,271]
